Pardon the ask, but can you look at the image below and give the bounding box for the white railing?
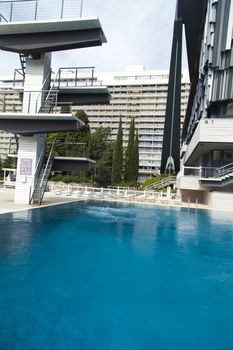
[47,182,182,204]
[0,0,83,22]
[184,163,233,179]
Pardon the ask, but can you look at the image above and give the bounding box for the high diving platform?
[0,0,110,205]
[0,18,107,53]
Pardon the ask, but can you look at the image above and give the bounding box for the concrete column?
[14,134,45,204]
[14,53,51,204]
[22,53,51,113]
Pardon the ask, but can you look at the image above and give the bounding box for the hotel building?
[0,66,190,181]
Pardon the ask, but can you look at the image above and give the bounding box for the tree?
[111,118,123,185]
[3,156,16,169]
[133,129,139,181]
[89,127,113,186]
[124,118,136,181]
[65,110,91,157]
[0,157,3,179]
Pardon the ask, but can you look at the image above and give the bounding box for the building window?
[212,150,221,161]
[224,151,233,162]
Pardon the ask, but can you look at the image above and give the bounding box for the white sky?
[0,0,187,75]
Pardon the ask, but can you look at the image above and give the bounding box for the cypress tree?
[124,118,135,181]
[133,129,139,181]
[111,118,123,185]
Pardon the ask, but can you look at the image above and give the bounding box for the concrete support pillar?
[22,53,51,113]
[14,53,52,204]
[14,134,45,204]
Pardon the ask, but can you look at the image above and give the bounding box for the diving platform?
[57,86,111,105]
[53,157,95,172]
[0,113,82,134]
[0,0,108,205]
[0,18,107,54]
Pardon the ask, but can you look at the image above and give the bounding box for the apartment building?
[76,66,190,181]
[0,66,190,181]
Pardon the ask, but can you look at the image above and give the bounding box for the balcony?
[183,118,233,165]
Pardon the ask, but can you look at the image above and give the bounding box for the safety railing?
[144,176,177,190]
[56,67,102,89]
[47,183,182,203]
[30,137,56,205]
[0,0,83,23]
[29,136,47,202]
[52,138,88,158]
[184,162,233,179]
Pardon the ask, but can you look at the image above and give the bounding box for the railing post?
[75,68,78,87]
[61,0,65,19]
[80,0,83,17]
[10,2,13,22]
[28,92,31,113]
[34,0,38,21]
[58,69,61,89]
[91,67,94,86]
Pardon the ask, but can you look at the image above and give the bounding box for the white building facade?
[76,66,190,181]
[0,66,190,181]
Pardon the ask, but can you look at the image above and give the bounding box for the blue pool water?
[0,201,233,349]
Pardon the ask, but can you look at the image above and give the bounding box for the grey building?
[166,0,233,209]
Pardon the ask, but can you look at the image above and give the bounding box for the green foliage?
[133,129,139,181]
[64,110,91,157]
[2,156,17,169]
[60,105,71,114]
[124,118,138,182]
[111,118,123,185]
[89,127,113,186]
[0,157,3,179]
[50,173,93,184]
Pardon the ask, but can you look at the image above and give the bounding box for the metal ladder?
[30,138,57,205]
[19,53,27,78]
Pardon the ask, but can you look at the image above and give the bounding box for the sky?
[0,0,182,75]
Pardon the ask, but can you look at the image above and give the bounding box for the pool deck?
[0,188,79,215]
[0,187,209,215]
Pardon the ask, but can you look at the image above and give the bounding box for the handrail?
[39,137,56,189]
[0,0,83,22]
[184,163,233,179]
[145,176,176,190]
[29,136,46,202]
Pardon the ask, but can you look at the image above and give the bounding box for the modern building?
[0,66,190,181]
[165,0,233,209]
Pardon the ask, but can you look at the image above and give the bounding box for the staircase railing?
[36,69,60,113]
[200,162,233,179]
[30,138,57,205]
[145,176,177,190]
[29,136,47,203]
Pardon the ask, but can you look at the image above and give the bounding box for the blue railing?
[0,0,83,22]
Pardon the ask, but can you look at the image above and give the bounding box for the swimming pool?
[0,201,233,349]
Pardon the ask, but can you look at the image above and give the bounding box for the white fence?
[47,182,182,205]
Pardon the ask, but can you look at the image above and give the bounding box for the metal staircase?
[30,138,57,205]
[144,176,177,191]
[39,89,58,113]
[19,53,27,78]
[200,162,233,187]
